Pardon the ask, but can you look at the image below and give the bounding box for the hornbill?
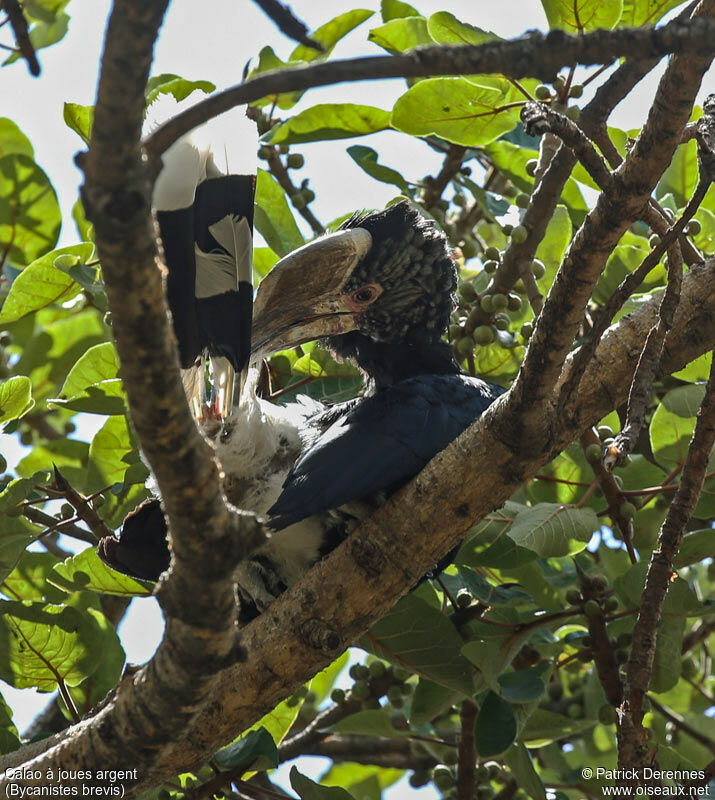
[99,177,504,621]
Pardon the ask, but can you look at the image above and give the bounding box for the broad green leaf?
[267,104,390,145]
[0,154,61,266]
[1,551,64,603]
[291,768,353,800]
[455,567,532,606]
[368,16,430,53]
[0,376,33,424]
[662,384,707,417]
[145,74,215,106]
[0,514,39,584]
[498,666,547,702]
[520,709,595,745]
[2,12,69,66]
[535,205,572,291]
[504,744,547,800]
[57,341,120,397]
[0,118,34,159]
[333,709,407,738]
[593,232,662,305]
[392,77,518,147]
[347,145,410,194]
[474,691,516,756]
[528,444,589,506]
[619,0,689,27]
[63,103,93,146]
[506,503,596,557]
[17,439,89,492]
[0,600,104,691]
[541,0,622,31]
[50,379,127,416]
[0,244,93,323]
[471,338,525,382]
[0,693,20,755]
[253,247,278,281]
[457,502,539,569]
[656,140,698,208]
[650,392,699,468]
[673,351,712,383]
[674,530,715,567]
[14,310,107,404]
[427,12,498,46]
[320,763,402,796]
[410,677,464,725]
[381,0,419,20]
[485,141,588,224]
[308,650,349,705]
[86,415,142,493]
[48,547,153,597]
[254,169,304,257]
[72,198,93,243]
[214,728,278,773]
[20,0,70,24]
[0,478,36,513]
[360,594,474,694]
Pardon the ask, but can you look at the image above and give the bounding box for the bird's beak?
[250,228,373,359]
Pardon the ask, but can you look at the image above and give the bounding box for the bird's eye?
[351,285,379,305]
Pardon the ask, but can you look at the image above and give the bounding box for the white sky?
[1,0,712,793]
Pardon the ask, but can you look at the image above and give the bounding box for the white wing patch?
[195,215,252,298]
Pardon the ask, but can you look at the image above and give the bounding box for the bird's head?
[251,201,458,370]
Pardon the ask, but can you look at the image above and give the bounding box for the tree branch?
[143,18,715,159]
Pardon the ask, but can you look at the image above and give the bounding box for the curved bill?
[250,228,372,360]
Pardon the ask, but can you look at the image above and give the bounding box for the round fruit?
[584,599,601,619]
[303,188,316,203]
[461,239,477,258]
[493,313,510,331]
[60,503,74,519]
[569,84,583,98]
[491,293,508,311]
[257,146,272,160]
[619,501,636,519]
[330,688,346,704]
[568,703,583,719]
[681,658,698,679]
[598,703,618,725]
[501,224,513,236]
[515,193,530,209]
[278,143,290,154]
[507,294,522,311]
[585,443,602,462]
[369,660,387,678]
[534,84,551,101]
[287,153,304,169]
[457,336,475,355]
[409,771,430,788]
[473,326,496,346]
[520,322,534,339]
[351,680,370,700]
[604,596,619,612]
[449,324,463,341]
[390,710,409,730]
[531,259,546,278]
[566,106,580,121]
[432,766,456,790]
[525,159,538,177]
[686,219,701,236]
[480,294,494,312]
[553,76,566,92]
[456,589,473,608]
[511,225,528,244]
[483,259,499,274]
[566,589,582,605]
[458,282,477,301]
[291,193,306,209]
[453,193,466,207]
[0,454,6,474]
[484,246,501,261]
[649,234,661,247]
[393,666,411,682]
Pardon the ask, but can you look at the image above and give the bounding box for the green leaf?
[2,12,69,66]
[656,140,698,210]
[86,415,142,493]
[485,141,587,224]
[267,104,390,145]
[498,666,547,702]
[347,145,410,194]
[535,205,573,291]
[0,154,61,266]
[674,530,715,568]
[214,727,278,773]
[145,74,215,106]
[593,233,663,305]
[456,567,532,606]
[291,767,354,800]
[48,547,153,597]
[474,691,516,756]
[457,502,538,569]
[50,380,127,416]
[0,118,34,159]
[0,600,105,691]
[21,0,70,24]
[427,12,498,46]
[0,244,93,324]
[619,0,689,27]
[63,103,93,146]
[0,376,33,425]
[320,763,402,797]
[253,247,278,280]
[503,743,547,800]
[650,392,699,468]
[254,169,304,257]
[541,0,623,31]
[392,77,518,147]
[1,551,64,603]
[0,693,20,754]
[71,198,93,243]
[308,650,349,705]
[662,384,706,417]
[410,677,463,726]
[506,503,597,557]
[56,341,121,397]
[381,0,420,21]
[520,709,594,745]
[359,594,474,694]
[333,709,407,738]
[0,515,39,585]
[368,16,430,53]
[673,351,712,382]
[17,439,90,492]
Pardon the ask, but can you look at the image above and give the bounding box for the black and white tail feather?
[153,113,257,420]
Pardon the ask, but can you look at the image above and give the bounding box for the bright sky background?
[1,0,713,794]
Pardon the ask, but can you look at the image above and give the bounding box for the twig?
[421,144,468,209]
[251,0,323,51]
[52,467,113,541]
[0,0,39,75]
[619,358,715,771]
[648,695,715,755]
[22,506,96,544]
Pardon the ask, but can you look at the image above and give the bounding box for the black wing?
[268,374,505,530]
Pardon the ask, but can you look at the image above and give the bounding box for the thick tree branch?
[143,18,715,159]
[0,0,40,75]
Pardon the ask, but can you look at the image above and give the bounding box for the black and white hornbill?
[99,172,504,621]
